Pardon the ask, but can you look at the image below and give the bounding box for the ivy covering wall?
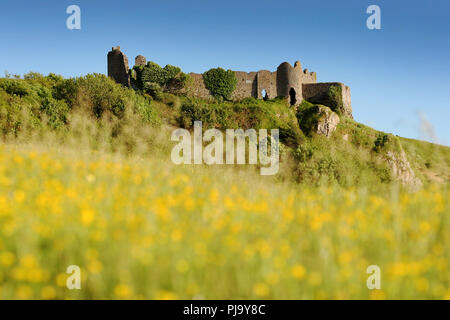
[130,62,190,95]
[203,67,237,100]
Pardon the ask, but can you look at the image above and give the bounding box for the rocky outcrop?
[385,150,422,191]
[316,106,340,137]
[298,105,340,138]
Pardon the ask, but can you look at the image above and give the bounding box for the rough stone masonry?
[107,46,352,118]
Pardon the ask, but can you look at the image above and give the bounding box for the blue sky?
[1,0,449,145]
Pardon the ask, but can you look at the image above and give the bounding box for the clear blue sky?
[1,0,449,145]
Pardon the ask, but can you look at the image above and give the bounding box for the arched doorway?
[289,88,296,106]
[261,89,269,101]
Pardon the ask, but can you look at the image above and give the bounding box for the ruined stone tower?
[189,61,308,107]
[276,61,303,105]
[107,46,352,117]
[107,46,130,87]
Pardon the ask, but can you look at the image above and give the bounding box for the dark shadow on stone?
[252,78,258,98]
[289,88,296,105]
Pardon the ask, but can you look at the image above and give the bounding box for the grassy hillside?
[1,73,448,188]
[0,142,448,299]
[0,73,448,299]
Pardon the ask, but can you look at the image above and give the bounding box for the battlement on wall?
[107,46,352,115]
[302,69,317,84]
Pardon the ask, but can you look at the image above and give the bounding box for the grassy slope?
[0,73,448,189]
[399,137,450,184]
[0,138,448,299]
[0,73,448,299]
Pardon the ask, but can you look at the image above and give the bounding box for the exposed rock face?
[316,106,340,137]
[385,150,422,191]
[298,105,340,138]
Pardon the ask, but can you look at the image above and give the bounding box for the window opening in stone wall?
[261,89,269,101]
[289,88,296,105]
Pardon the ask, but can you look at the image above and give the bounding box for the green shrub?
[166,73,192,94]
[40,96,70,129]
[23,72,45,81]
[163,64,182,80]
[337,118,377,149]
[74,74,159,124]
[52,78,78,106]
[0,79,31,97]
[326,85,343,115]
[294,143,316,162]
[141,62,167,85]
[293,134,395,187]
[161,93,181,110]
[296,104,322,136]
[372,132,402,154]
[306,85,344,115]
[0,73,160,139]
[373,133,389,152]
[143,82,163,101]
[128,91,159,124]
[131,61,188,94]
[203,68,237,100]
[179,98,230,128]
[178,96,302,146]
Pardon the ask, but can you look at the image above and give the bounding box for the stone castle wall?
[232,71,258,100]
[189,71,262,101]
[341,85,352,115]
[276,61,303,104]
[302,69,317,84]
[188,64,302,104]
[302,82,352,118]
[107,46,130,87]
[254,70,277,100]
[189,70,280,101]
[188,73,213,99]
[107,46,352,115]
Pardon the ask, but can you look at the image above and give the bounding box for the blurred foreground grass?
[0,143,448,300]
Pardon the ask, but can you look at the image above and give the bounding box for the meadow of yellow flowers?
[0,142,448,299]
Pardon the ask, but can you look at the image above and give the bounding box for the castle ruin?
[107,46,352,118]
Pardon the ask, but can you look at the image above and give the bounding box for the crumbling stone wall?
[341,85,352,117]
[188,71,261,101]
[188,69,279,102]
[106,46,352,116]
[276,61,303,104]
[231,71,258,100]
[255,71,277,100]
[107,46,130,87]
[302,82,352,118]
[302,69,317,84]
[188,73,213,100]
[187,62,302,105]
